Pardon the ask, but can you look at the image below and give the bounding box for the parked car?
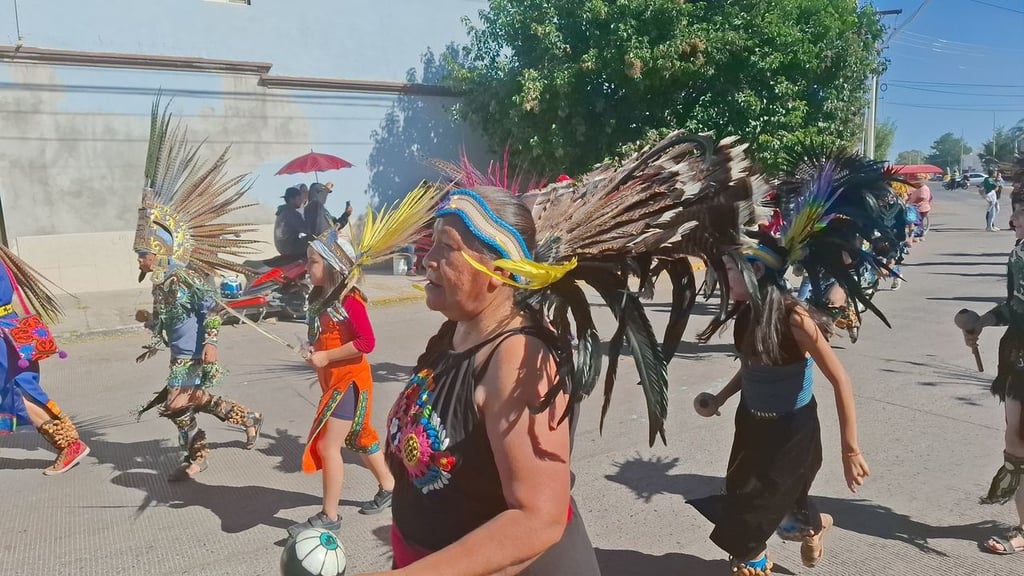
[963,172,988,186]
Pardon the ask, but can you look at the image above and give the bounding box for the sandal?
[730,553,772,576]
[244,412,264,450]
[801,513,833,568]
[983,526,1024,555]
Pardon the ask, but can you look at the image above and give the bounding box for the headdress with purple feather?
[743,143,899,327]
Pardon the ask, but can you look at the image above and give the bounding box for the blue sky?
[868,0,1024,159]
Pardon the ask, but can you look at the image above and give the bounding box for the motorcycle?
[219,254,310,323]
[943,177,969,190]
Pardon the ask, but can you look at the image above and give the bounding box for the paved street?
[3,186,1023,575]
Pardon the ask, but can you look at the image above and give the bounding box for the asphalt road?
[2,185,1022,575]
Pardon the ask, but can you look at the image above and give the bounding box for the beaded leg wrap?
[37,414,91,476]
[203,395,257,427]
[163,408,198,448]
[185,429,210,466]
[200,395,263,449]
[38,414,79,451]
[981,451,1024,505]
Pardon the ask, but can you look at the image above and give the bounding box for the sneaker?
[43,440,90,476]
[891,278,902,291]
[358,486,393,515]
[993,226,1002,231]
[287,511,341,539]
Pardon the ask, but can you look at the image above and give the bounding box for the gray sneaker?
[287,511,341,539]
[358,486,393,515]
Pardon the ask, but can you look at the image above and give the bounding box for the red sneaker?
[43,439,90,476]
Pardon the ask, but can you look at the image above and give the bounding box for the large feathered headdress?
[433,131,768,446]
[0,245,64,324]
[134,97,261,283]
[742,141,899,326]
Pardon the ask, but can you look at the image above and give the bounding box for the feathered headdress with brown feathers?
[134,97,260,284]
[432,131,768,447]
[0,245,64,324]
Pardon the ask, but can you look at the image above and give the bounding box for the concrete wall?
[0,0,489,292]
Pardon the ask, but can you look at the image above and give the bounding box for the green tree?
[979,127,1017,171]
[925,132,972,171]
[449,0,885,174]
[895,149,926,165]
[874,119,896,162]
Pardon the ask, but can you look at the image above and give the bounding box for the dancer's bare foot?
[168,460,207,482]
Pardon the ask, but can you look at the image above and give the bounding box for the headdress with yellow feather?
[306,182,445,340]
[740,142,900,327]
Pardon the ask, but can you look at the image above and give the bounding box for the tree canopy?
[448,0,885,175]
[925,132,971,171]
[874,119,896,162]
[895,149,926,165]
[979,123,1024,171]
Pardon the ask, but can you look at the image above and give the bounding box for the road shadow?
[373,361,415,384]
[0,413,323,535]
[594,549,735,576]
[938,252,1007,259]
[604,455,1001,557]
[925,295,1005,305]
[930,272,1005,279]
[258,427,306,474]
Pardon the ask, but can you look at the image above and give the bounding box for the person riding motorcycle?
[274,187,309,260]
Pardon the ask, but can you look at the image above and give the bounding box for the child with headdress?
[693,151,886,574]
[287,228,395,538]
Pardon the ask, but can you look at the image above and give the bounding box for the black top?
[273,204,307,257]
[385,321,563,551]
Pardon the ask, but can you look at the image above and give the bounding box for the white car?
[963,172,988,186]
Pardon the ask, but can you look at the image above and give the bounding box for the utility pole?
[864,8,904,159]
[961,128,965,173]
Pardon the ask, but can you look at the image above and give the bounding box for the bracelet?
[843,450,862,459]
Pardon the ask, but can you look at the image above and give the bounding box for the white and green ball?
[281,528,347,576]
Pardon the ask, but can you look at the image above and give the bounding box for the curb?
[56,324,147,343]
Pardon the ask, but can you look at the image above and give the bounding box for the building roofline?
[0,44,459,97]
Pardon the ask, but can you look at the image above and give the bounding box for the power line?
[887,79,1024,88]
[883,0,932,48]
[885,84,1024,97]
[882,101,1024,112]
[968,0,1024,15]
[899,30,1024,55]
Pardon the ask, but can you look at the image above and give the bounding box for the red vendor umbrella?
[276,150,353,181]
[891,164,943,175]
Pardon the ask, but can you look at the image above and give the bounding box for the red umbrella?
[892,164,943,175]
[276,150,353,181]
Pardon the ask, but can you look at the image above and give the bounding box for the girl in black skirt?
[692,151,894,575]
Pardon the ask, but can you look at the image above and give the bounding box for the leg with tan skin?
[984,398,1024,553]
[360,450,395,492]
[319,416,353,522]
[20,394,50,427]
[163,387,208,479]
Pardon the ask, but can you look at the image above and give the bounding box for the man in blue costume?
[132,99,264,482]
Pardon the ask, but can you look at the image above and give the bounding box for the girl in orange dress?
[287,230,395,538]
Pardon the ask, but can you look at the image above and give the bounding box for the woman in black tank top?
[370,186,601,575]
